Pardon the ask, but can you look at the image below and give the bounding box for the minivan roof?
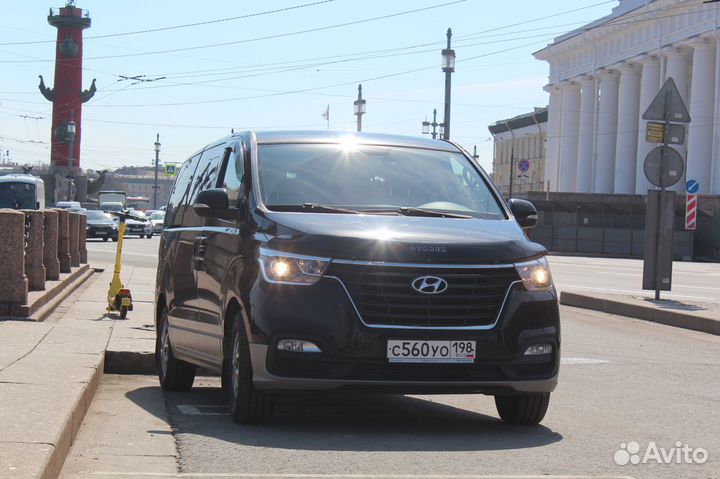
[241,131,461,153]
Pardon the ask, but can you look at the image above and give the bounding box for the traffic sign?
[643,146,684,188]
[517,159,530,173]
[685,179,699,195]
[164,164,177,176]
[645,122,685,144]
[642,77,691,123]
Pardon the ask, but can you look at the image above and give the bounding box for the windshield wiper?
[271,203,358,214]
[362,207,473,219]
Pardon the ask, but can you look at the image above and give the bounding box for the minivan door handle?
[193,236,207,270]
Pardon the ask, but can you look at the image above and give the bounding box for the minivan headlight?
[258,248,330,285]
[514,257,554,291]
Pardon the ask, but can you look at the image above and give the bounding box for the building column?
[594,69,620,193]
[543,84,562,191]
[614,62,641,194]
[635,55,661,194]
[575,76,597,193]
[558,81,581,192]
[664,46,691,192]
[686,37,717,195]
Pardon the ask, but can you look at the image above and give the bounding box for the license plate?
[121,298,131,306]
[387,340,476,363]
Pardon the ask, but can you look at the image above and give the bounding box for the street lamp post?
[421,108,445,140]
[153,134,160,210]
[353,84,366,132]
[441,28,455,141]
[66,119,76,201]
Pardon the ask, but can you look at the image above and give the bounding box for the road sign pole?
[654,89,672,300]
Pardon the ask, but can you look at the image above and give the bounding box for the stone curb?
[1,265,93,321]
[39,355,105,479]
[560,291,720,336]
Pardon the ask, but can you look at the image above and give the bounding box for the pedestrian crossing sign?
[164,164,177,176]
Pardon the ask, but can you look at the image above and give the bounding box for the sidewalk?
[0,265,157,479]
[560,290,720,335]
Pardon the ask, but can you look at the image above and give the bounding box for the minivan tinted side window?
[220,144,244,207]
[187,142,226,205]
[166,152,201,226]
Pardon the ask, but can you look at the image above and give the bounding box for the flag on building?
[321,104,329,121]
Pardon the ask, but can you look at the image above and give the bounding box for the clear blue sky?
[0,0,616,172]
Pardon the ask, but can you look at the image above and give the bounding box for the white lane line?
[561,357,610,365]
[88,473,635,478]
[86,248,159,258]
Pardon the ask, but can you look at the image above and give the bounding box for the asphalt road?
[85,235,720,304]
[60,306,720,479]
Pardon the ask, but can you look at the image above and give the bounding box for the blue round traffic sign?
[517,159,530,173]
[685,179,699,194]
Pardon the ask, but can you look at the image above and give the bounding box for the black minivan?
[155,131,559,425]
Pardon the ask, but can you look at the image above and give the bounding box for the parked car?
[149,211,165,233]
[155,131,558,426]
[85,210,118,242]
[124,210,153,238]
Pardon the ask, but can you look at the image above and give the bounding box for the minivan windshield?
[257,143,505,219]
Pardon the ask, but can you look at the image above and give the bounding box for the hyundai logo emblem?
[411,276,449,294]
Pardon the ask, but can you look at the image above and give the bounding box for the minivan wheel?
[494,393,550,425]
[156,307,195,391]
[228,314,273,424]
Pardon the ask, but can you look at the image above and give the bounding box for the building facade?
[489,108,547,196]
[102,173,174,209]
[534,0,720,196]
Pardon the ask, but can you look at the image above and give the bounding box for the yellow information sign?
[646,122,665,143]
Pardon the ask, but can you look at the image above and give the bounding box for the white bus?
[0,175,45,210]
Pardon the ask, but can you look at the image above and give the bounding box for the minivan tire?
[228,313,273,424]
[494,393,550,425]
[156,307,195,391]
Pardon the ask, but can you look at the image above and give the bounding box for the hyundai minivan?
[155,131,559,425]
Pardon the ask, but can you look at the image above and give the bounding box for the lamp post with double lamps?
[441,28,455,140]
[421,108,445,140]
[153,134,161,209]
[66,119,76,201]
[353,84,366,132]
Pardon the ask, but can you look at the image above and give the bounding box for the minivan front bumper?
[247,271,560,394]
[250,344,558,393]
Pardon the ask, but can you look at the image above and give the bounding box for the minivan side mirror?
[194,188,231,218]
[508,198,538,229]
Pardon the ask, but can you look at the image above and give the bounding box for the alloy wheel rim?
[160,320,170,378]
[232,331,240,399]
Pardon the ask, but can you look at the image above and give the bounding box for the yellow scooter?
[106,209,140,319]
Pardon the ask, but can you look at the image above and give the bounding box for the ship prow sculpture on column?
[38,0,95,204]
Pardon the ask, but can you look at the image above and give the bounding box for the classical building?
[488,108,547,196]
[534,0,720,195]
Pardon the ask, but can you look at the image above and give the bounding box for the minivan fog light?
[514,257,554,291]
[277,339,321,353]
[524,344,553,356]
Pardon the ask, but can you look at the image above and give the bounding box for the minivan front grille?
[326,262,520,328]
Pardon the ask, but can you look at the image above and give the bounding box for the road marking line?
[177,405,227,416]
[561,357,610,365]
[88,473,636,478]
[556,285,718,302]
